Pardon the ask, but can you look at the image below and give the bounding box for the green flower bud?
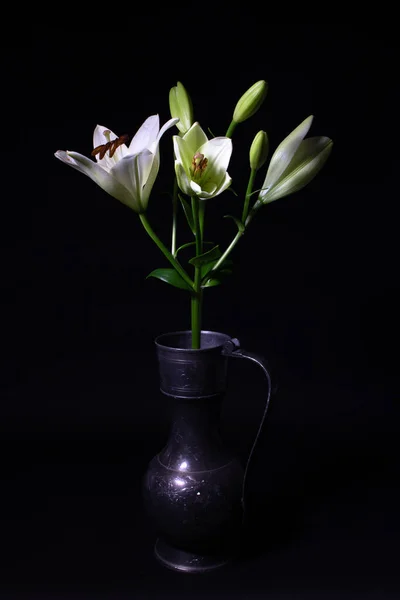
[249,130,269,171]
[258,115,333,205]
[169,81,194,135]
[233,80,268,124]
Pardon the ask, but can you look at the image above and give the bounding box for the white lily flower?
[173,122,232,200]
[259,115,333,204]
[55,115,179,213]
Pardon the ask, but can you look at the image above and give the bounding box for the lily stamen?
[92,134,129,160]
[191,152,208,179]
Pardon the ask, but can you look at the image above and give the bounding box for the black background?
[0,17,399,598]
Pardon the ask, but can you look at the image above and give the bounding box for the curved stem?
[242,169,257,223]
[225,120,238,138]
[205,230,243,281]
[245,198,263,228]
[139,213,194,290]
[202,190,262,284]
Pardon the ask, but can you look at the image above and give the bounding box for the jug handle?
[223,338,275,513]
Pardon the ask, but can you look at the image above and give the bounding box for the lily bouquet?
[55,80,332,349]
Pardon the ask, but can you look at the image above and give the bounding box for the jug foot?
[154,538,231,573]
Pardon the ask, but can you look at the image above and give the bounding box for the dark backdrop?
[0,19,398,598]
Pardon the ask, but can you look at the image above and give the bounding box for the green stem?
[201,193,262,287]
[225,120,238,138]
[139,213,194,290]
[205,230,243,280]
[242,169,257,223]
[191,196,203,349]
[191,294,197,341]
[171,178,178,255]
[191,270,202,348]
[245,199,263,228]
[199,200,206,239]
[201,181,260,283]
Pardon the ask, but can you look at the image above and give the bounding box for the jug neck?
[155,330,232,398]
[158,394,231,471]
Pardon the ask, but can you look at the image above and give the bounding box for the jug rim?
[155,330,232,352]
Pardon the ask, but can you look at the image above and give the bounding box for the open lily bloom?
[55,115,178,213]
[259,115,333,204]
[173,122,232,200]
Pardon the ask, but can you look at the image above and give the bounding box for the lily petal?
[199,180,217,196]
[149,118,179,155]
[129,115,160,154]
[197,173,232,200]
[141,152,160,211]
[190,180,202,195]
[263,136,333,203]
[196,173,231,200]
[214,172,232,196]
[173,136,193,178]
[111,150,155,212]
[261,115,314,197]
[182,122,208,156]
[55,150,138,211]
[174,161,192,196]
[156,117,179,145]
[198,136,232,187]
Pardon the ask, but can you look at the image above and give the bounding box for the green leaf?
[174,241,196,258]
[224,214,245,233]
[179,194,195,233]
[202,269,233,288]
[201,259,233,278]
[147,268,192,291]
[189,245,221,268]
[174,240,215,258]
[202,259,218,278]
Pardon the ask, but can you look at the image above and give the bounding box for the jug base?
[154,538,231,573]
